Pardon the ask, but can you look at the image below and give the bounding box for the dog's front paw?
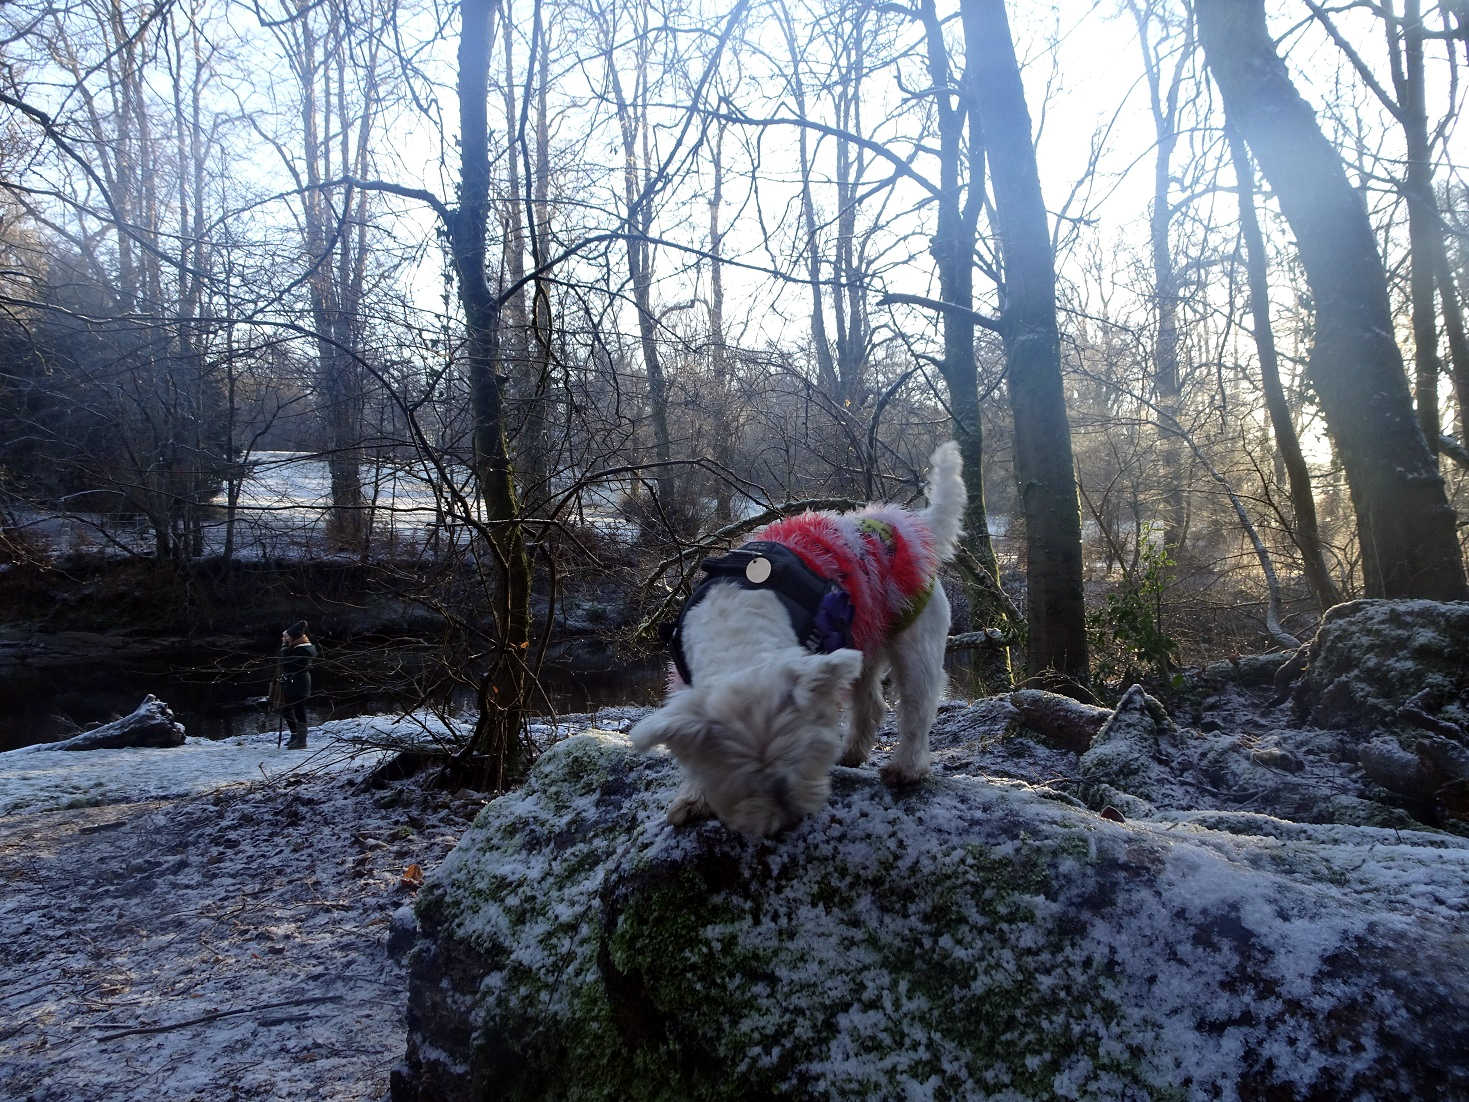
[880,761,928,788]
[667,787,714,826]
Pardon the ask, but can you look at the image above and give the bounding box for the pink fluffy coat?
[754,506,938,654]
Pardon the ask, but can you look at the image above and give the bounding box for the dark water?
[1,645,667,751]
[4,637,992,752]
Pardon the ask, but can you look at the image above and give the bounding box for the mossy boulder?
[1293,599,1469,731]
[1288,600,1469,818]
[393,729,1469,1101]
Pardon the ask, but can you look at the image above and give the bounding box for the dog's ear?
[793,648,864,708]
[629,709,705,755]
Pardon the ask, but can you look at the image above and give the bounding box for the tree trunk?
[1386,0,1443,453]
[294,1,368,552]
[707,123,736,526]
[778,6,839,399]
[830,6,868,415]
[42,695,186,751]
[1196,0,1466,600]
[499,18,549,510]
[603,12,677,518]
[1437,238,1469,444]
[1129,0,1190,550]
[450,0,532,790]
[917,0,1011,691]
[526,13,556,510]
[1227,128,1341,610]
[962,0,1090,682]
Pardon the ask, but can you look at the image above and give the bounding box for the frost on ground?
[396,605,1469,1102]
[400,710,1469,1101]
[0,719,485,1102]
[9,601,1469,1101]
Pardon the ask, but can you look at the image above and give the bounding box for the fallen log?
[1008,688,1112,752]
[46,695,186,751]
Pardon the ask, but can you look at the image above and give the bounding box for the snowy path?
[0,738,483,1101]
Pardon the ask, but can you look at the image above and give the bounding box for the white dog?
[631,441,966,836]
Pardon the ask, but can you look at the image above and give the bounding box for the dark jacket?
[278,642,318,705]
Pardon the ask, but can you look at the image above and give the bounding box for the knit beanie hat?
[286,620,308,639]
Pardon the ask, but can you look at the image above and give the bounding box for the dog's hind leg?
[880,585,950,787]
[840,663,887,767]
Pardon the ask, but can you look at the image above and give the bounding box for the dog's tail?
[923,440,966,562]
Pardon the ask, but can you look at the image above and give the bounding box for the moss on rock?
[1294,599,1469,731]
[394,730,1469,1101]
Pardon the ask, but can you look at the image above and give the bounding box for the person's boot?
[286,719,308,749]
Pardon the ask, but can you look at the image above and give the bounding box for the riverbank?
[0,707,647,1101]
[0,553,663,749]
[0,728,479,1101]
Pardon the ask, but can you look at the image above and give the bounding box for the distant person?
[276,620,317,749]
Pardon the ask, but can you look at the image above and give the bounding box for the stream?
[0,631,666,751]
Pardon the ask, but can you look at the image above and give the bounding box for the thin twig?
[95,995,343,1041]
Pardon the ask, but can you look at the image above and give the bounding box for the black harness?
[666,540,855,686]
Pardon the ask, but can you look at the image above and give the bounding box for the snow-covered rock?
[1077,683,1180,814]
[1293,599,1469,730]
[1029,681,1414,831]
[1290,600,1469,817]
[393,729,1469,1101]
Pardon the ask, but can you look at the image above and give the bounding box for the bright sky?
[5,0,1464,377]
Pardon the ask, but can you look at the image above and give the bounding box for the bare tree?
[1301,0,1466,454]
[1196,0,1466,600]
[2,0,231,561]
[1128,0,1194,549]
[773,0,883,490]
[448,0,534,785]
[905,0,1014,688]
[496,0,557,508]
[1226,127,1341,610]
[595,0,679,517]
[961,0,1090,683]
[260,0,397,551]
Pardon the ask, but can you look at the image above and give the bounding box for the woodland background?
[3,0,1469,782]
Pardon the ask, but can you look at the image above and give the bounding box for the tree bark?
[1196,0,1466,600]
[450,0,533,789]
[1227,128,1341,610]
[962,0,1090,682]
[915,0,1012,690]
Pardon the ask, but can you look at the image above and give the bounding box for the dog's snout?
[729,801,784,838]
[770,775,793,817]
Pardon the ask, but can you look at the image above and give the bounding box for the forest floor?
[3,668,1459,1100]
[0,728,488,1102]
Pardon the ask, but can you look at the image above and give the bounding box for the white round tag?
[745,556,772,584]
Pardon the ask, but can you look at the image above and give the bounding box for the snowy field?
[0,708,624,817]
[13,451,1013,564]
[0,708,639,1102]
[0,714,452,816]
[12,450,636,560]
